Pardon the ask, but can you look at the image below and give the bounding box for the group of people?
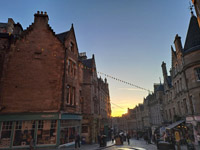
[113,132,131,145]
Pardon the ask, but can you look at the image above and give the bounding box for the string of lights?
[80,63,153,93]
[110,102,125,110]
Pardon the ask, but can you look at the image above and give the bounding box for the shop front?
[186,115,200,145]
[0,112,82,149]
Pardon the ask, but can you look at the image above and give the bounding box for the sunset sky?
[0,0,192,116]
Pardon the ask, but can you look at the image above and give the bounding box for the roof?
[184,14,200,53]
[166,120,185,129]
[82,58,93,68]
[0,23,7,28]
[56,31,70,43]
[156,84,164,91]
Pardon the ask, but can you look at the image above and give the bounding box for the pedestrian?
[75,132,81,149]
[144,133,148,144]
[127,133,130,145]
[111,135,114,143]
[197,133,200,147]
[29,138,34,150]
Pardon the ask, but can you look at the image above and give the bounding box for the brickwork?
[0,12,65,113]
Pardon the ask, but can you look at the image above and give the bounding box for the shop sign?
[41,115,55,118]
[194,116,200,121]
[186,116,194,123]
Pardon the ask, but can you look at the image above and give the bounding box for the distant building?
[161,11,200,144]
[98,77,112,138]
[80,53,100,143]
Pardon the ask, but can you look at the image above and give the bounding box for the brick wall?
[1,14,65,113]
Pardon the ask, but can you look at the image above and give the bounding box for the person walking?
[75,132,81,149]
[127,133,130,145]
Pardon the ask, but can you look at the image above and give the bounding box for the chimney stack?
[34,11,49,25]
[174,34,183,53]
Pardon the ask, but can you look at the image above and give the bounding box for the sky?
[0,0,193,117]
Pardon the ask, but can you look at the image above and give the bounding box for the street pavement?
[34,138,199,150]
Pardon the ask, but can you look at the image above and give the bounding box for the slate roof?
[156,84,164,91]
[184,14,200,53]
[0,23,7,28]
[81,59,93,68]
[56,31,70,43]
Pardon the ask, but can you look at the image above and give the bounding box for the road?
[103,139,157,150]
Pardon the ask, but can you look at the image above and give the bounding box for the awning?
[166,120,185,129]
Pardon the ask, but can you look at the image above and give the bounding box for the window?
[183,99,188,114]
[67,59,76,77]
[0,121,13,148]
[66,85,75,106]
[195,67,200,81]
[13,121,35,146]
[37,120,57,145]
[189,96,195,114]
[169,109,172,119]
[81,125,88,133]
[70,42,75,53]
[60,120,80,144]
[177,101,182,115]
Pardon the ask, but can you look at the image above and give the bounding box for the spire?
[184,13,200,52]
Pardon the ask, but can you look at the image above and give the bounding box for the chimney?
[174,34,183,52]
[79,52,87,60]
[34,11,49,25]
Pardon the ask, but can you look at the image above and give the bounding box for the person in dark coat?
[127,133,130,145]
[75,133,81,149]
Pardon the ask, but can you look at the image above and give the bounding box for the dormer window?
[195,67,200,81]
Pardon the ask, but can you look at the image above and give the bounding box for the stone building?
[80,53,100,143]
[0,11,82,149]
[126,108,137,136]
[98,77,111,137]
[192,0,200,26]
[148,84,164,132]
[135,104,144,131]
[161,11,200,144]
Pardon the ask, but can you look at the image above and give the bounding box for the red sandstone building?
[0,11,111,149]
[0,11,82,149]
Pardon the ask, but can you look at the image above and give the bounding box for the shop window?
[37,120,57,145]
[195,67,200,81]
[60,120,77,144]
[13,121,35,147]
[0,121,12,148]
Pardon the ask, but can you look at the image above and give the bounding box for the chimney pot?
[41,11,43,14]
[44,12,47,15]
[37,11,39,14]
